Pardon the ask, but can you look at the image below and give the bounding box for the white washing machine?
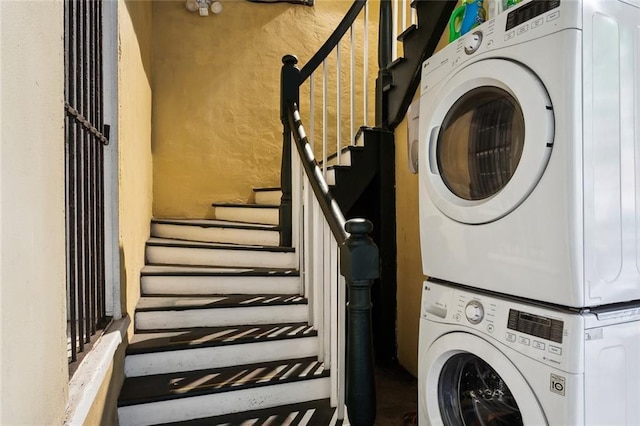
[418,280,640,425]
[418,0,640,307]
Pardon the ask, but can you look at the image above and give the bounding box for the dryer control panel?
[421,281,584,374]
[420,0,581,95]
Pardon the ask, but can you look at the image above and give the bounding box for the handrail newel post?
[340,218,378,426]
[280,54,300,247]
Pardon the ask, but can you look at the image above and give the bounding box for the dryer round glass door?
[419,332,547,425]
[420,59,554,224]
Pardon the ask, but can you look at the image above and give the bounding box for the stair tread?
[212,202,279,208]
[152,218,279,231]
[253,187,281,192]
[162,398,338,426]
[142,264,299,276]
[397,24,418,42]
[136,294,307,312]
[385,56,406,71]
[146,237,294,252]
[127,322,316,354]
[118,357,328,406]
[326,165,351,171]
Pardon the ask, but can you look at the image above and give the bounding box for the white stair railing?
[286,102,378,425]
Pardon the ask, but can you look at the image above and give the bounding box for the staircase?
[117,188,343,426]
[380,0,456,129]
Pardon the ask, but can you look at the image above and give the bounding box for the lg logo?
[550,374,566,396]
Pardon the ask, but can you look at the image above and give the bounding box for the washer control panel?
[421,281,583,372]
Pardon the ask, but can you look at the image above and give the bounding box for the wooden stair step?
[146,237,293,252]
[397,24,418,42]
[124,323,319,378]
[140,265,301,295]
[141,264,298,277]
[118,357,329,407]
[151,219,280,247]
[212,203,279,225]
[253,187,282,205]
[151,218,279,230]
[127,323,316,354]
[161,398,341,425]
[145,238,296,269]
[134,295,309,330]
[136,294,307,312]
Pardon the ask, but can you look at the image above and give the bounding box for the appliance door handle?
[428,126,440,175]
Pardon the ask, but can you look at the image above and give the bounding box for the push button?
[531,17,544,29]
[547,11,560,22]
[549,345,562,355]
[532,340,545,351]
[518,336,530,346]
[506,332,516,343]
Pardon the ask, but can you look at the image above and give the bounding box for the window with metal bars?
[64,0,110,371]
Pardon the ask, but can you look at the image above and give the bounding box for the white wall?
[0,1,68,424]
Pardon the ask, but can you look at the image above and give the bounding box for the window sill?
[64,315,130,425]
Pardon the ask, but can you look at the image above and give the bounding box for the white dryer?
[418,0,640,307]
[418,280,640,425]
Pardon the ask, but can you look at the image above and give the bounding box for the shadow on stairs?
[117,188,343,426]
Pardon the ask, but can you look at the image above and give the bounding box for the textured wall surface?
[118,0,153,327]
[152,0,378,218]
[395,28,450,376]
[0,1,68,423]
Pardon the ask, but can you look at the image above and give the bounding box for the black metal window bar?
[64,0,110,367]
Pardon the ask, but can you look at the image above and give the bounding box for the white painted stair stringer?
[135,304,309,330]
[117,377,331,426]
[141,274,301,295]
[125,336,318,377]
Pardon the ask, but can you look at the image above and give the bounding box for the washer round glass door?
[438,353,523,425]
[420,59,554,224]
[419,333,547,425]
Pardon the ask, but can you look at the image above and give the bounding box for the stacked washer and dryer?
[416,0,640,424]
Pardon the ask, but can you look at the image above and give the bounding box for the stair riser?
[255,190,282,205]
[151,223,279,246]
[325,150,352,167]
[141,275,301,296]
[125,336,318,377]
[117,377,331,426]
[135,304,308,330]
[327,169,336,185]
[146,246,297,269]
[215,207,279,225]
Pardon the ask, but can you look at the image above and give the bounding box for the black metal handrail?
[287,102,348,244]
[299,0,367,83]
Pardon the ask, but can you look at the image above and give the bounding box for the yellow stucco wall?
[152,1,378,218]
[118,0,153,325]
[395,29,450,376]
[0,1,68,423]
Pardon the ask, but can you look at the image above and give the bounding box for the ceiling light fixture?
[185,0,223,16]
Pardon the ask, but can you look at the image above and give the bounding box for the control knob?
[465,300,484,324]
[464,31,483,55]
